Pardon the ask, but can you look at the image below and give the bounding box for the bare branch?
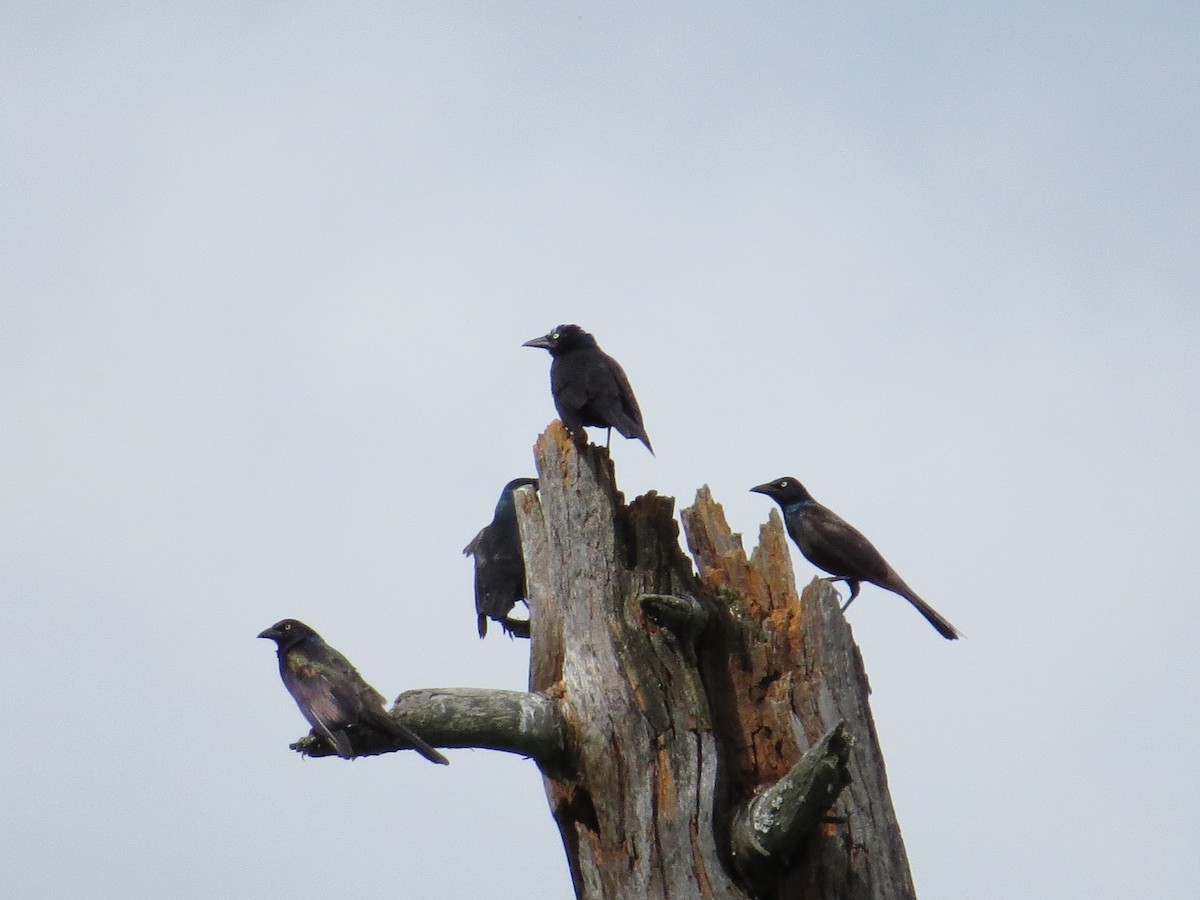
[290,688,569,773]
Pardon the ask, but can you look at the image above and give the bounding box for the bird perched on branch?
[750,477,961,640]
[257,618,449,763]
[464,477,538,639]
[522,323,653,454]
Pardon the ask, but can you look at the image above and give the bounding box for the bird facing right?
[522,324,653,454]
[750,477,961,640]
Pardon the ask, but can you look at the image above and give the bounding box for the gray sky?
[3,4,1198,898]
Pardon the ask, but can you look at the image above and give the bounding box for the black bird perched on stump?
[522,323,654,454]
[751,477,961,640]
[464,477,538,639]
[257,618,449,763]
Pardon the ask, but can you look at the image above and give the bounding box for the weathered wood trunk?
[514,423,917,900]
[517,424,742,898]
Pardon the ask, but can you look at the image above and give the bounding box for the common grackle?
[257,618,449,763]
[523,324,653,454]
[463,477,538,638]
[750,477,961,640]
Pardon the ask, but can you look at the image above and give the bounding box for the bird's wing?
[464,524,496,612]
[306,704,354,758]
[324,651,388,714]
[462,525,487,558]
[597,352,651,448]
[476,557,523,619]
[604,353,644,423]
[796,505,891,582]
[284,657,359,756]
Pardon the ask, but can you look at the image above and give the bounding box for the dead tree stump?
[515,424,916,899]
[291,422,920,899]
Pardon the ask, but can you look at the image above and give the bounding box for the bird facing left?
[750,478,961,641]
[257,618,449,764]
[522,323,654,454]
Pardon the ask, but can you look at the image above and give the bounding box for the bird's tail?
[608,412,654,455]
[633,425,655,455]
[888,585,960,643]
[397,722,450,765]
[898,586,962,640]
[367,710,450,765]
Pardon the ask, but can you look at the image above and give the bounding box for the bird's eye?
[283,622,292,630]
[551,331,560,340]
[779,480,789,488]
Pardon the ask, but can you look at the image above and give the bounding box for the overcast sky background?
[3,4,1198,898]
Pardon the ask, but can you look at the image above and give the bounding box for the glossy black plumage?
[523,324,653,454]
[257,619,449,763]
[463,477,538,638]
[750,477,961,640]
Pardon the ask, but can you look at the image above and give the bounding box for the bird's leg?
[842,580,862,611]
[605,427,612,449]
[823,577,862,611]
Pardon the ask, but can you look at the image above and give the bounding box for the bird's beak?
[257,627,278,640]
[522,333,553,350]
[749,482,774,496]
